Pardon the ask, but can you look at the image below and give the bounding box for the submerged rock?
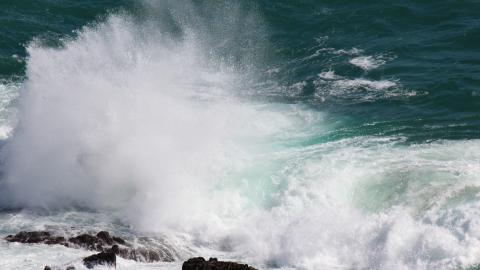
[182,257,257,270]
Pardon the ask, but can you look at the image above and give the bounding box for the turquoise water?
[1,1,480,269]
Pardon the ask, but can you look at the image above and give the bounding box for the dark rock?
[45,236,66,245]
[83,251,116,269]
[44,267,52,270]
[112,236,126,245]
[6,231,66,246]
[96,231,114,245]
[183,257,207,269]
[68,234,100,250]
[6,230,175,264]
[6,231,51,244]
[110,244,123,255]
[66,267,75,270]
[68,232,128,252]
[182,257,257,270]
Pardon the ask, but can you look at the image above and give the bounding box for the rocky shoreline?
[5,230,258,270]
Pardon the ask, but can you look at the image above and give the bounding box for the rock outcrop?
[6,231,257,270]
[182,257,257,270]
[83,250,116,269]
[67,231,126,251]
[5,230,175,263]
[5,231,65,245]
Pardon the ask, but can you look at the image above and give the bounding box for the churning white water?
[1,1,480,270]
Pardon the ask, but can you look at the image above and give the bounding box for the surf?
[1,1,480,270]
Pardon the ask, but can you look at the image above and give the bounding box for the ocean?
[1,1,480,269]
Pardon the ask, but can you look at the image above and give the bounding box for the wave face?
[2,1,480,269]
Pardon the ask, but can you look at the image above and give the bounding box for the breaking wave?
[1,1,480,270]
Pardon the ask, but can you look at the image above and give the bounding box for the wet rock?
[96,231,114,245]
[6,230,174,264]
[67,231,127,250]
[44,266,52,270]
[45,236,66,245]
[83,251,116,269]
[6,231,51,244]
[112,236,126,245]
[182,257,257,270]
[6,231,65,246]
[68,234,100,250]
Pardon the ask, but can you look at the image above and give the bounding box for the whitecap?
[318,70,342,80]
[349,55,386,70]
[334,78,396,90]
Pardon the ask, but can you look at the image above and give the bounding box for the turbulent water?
[1,1,480,269]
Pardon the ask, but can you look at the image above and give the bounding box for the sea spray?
[2,3,266,213]
[0,0,298,258]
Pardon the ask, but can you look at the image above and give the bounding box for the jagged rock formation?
[5,230,175,262]
[6,231,257,270]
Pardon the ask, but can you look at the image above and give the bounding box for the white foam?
[303,47,363,61]
[333,47,363,55]
[313,75,409,102]
[265,67,280,76]
[334,78,396,90]
[247,138,480,269]
[287,81,307,95]
[349,55,386,70]
[318,70,341,80]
